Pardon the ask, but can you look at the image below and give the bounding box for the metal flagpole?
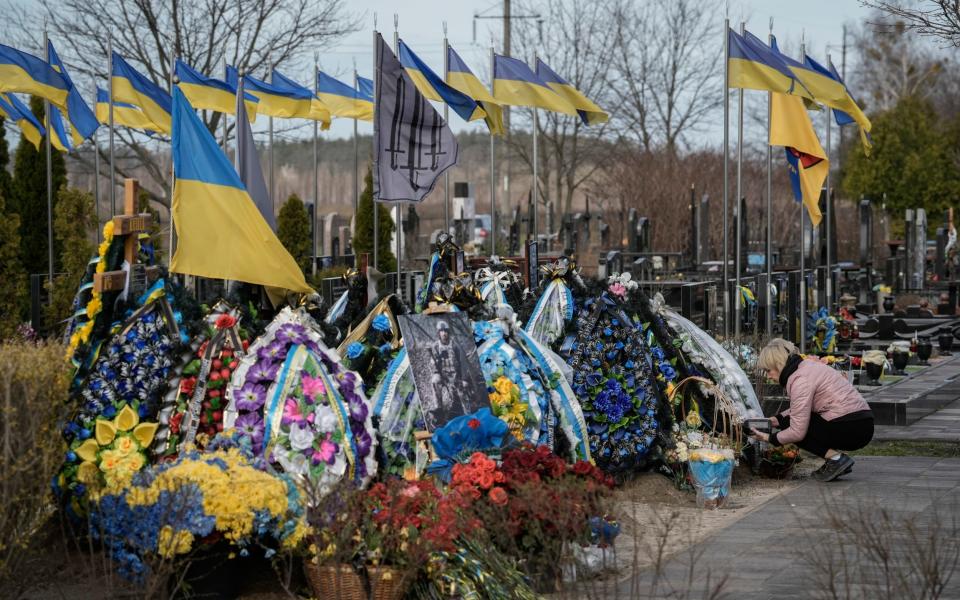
[93,97,101,244]
[222,58,228,150]
[443,24,451,234]
[531,53,539,254]
[353,65,360,225]
[269,69,275,220]
[765,21,774,335]
[312,53,319,278]
[107,37,116,218]
[489,46,496,257]
[734,21,745,339]
[43,30,53,285]
[722,18,730,338]
[799,41,807,353]
[825,51,833,312]
[394,15,402,295]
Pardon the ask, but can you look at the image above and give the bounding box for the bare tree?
[862,0,960,45]
[3,0,359,207]
[609,0,722,156]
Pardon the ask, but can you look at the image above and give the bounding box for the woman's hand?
[769,416,779,428]
[749,427,770,443]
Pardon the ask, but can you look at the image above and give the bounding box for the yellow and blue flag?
[111,52,172,133]
[0,92,45,149]
[493,53,578,117]
[802,52,872,153]
[169,86,312,293]
[535,57,607,125]
[397,39,485,122]
[357,75,373,99]
[316,71,373,121]
[244,70,329,124]
[47,41,98,146]
[445,45,503,134]
[728,29,811,98]
[96,87,161,134]
[175,60,258,120]
[770,92,827,226]
[47,102,72,152]
[0,43,69,109]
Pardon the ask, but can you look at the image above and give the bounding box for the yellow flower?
[114,435,136,456]
[86,295,102,319]
[157,526,194,558]
[99,449,121,472]
[77,461,101,484]
[122,453,145,472]
[494,376,514,396]
[685,411,702,428]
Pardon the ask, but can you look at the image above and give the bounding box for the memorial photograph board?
[398,312,489,431]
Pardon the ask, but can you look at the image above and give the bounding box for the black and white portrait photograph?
[398,312,488,431]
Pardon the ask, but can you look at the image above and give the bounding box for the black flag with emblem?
[373,32,458,203]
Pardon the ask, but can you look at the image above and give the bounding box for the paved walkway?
[874,397,960,442]
[620,457,960,599]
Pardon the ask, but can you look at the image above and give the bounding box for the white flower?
[275,449,309,475]
[685,431,704,448]
[289,422,315,451]
[314,405,338,433]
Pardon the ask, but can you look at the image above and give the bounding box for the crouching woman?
[750,339,874,481]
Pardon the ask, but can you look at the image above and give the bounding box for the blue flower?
[659,363,677,380]
[651,347,665,362]
[379,343,393,355]
[372,314,391,333]
[346,342,365,359]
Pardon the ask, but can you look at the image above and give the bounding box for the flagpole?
[489,46,496,257]
[531,53,539,255]
[93,89,101,244]
[443,23,451,235]
[353,65,361,235]
[312,53,319,279]
[43,30,53,285]
[221,58,228,150]
[722,18,730,338]
[394,15,402,296]
[799,41,807,353]
[765,21,774,335]
[269,69,275,222]
[108,35,116,217]
[734,21,745,339]
[825,51,833,313]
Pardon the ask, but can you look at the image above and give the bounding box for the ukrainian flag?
[48,104,72,152]
[770,92,827,227]
[535,58,607,125]
[169,86,312,293]
[0,93,45,150]
[445,45,503,134]
[47,41,98,146]
[728,29,811,99]
[398,39,485,122]
[0,44,69,109]
[175,60,258,120]
[493,54,577,117]
[96,87,162,134]
[357,75,373,99]
[244,70,329,125]
[316,71,373,121]
[802,52,872,153]
[111,52,172,133]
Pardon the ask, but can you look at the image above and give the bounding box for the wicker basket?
[304,564,365,600]
[303,563,407,600]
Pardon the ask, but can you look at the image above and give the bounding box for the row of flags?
[727,27,872,226]
[1,35,608,153]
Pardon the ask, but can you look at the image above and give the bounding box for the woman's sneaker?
[812,454,855,482]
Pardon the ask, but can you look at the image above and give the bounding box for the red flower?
[468,418,481,429]
[478,472,495,490]
[215,314,237,329]
[488,486,509,506]
[180,378,195,397]
[572,460,594,476]
[169,412,183,434]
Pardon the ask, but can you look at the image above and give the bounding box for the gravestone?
[910,208,927,289]
[508,207,520,255]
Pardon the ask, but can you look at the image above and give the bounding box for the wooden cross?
[93,179,155,293]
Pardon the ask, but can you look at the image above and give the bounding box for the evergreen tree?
[44,187,96,331]
[11,96,67,276]
[843,96,960,228]
[138,187,164,264]
[353,168,396,272]
[276,193,312,274]
[0,189,26,339]
[0,115,12,206]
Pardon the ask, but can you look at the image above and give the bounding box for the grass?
[851,440,960,458]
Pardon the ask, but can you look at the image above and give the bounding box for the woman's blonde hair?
[757,338,797,373]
